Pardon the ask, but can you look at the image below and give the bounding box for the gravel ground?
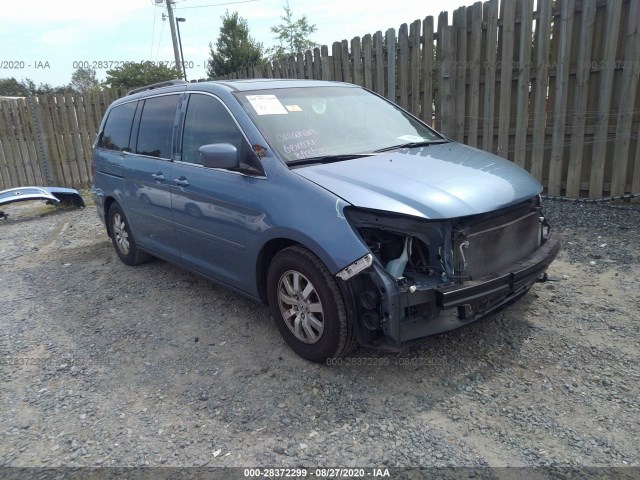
[0,195,638,471]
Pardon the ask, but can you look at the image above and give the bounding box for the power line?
[150,4,158,58]
[174,0,259,10]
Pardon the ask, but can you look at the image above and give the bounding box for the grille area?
[455,206,542,280]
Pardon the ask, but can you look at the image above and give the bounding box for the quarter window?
[181,94,244,165]
[99,101,137,152]
[135,95,180,159]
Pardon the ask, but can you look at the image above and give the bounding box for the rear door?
[124,93,181,261]
[170,92,254,289]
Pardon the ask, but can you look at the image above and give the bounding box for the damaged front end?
[338,197,561,350]
[0,186,85,219]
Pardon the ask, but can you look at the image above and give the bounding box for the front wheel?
[108,202,151,266]
[267,246,357,362]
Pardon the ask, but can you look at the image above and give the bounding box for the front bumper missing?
[435,235,561,310]
[346,235,561,350]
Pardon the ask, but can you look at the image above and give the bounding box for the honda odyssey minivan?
[91,79,560,362]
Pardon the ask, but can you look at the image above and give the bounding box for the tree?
[0,77,30,96]
[207,11,264,78]
[104,61,182,90]
[0,77,70,96]
[70,67,100,94]
[268,1,317,60]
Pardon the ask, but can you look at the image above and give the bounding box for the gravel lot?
[1,195,638,471]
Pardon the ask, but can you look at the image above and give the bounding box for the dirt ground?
[1,194,638,472]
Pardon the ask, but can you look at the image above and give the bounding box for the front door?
[171,93,253,289]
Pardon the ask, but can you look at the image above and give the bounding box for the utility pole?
[165,0,183,77]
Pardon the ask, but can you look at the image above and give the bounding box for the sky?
[1,0,479,87]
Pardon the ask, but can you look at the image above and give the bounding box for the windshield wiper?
[288,153,373,166]
[373,139,448,153]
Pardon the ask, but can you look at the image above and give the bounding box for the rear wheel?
[267,246,357,362]
[108,202,151,266]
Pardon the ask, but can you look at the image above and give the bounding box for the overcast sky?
[2,0,479,87]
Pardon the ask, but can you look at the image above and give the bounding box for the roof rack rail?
[127,79,188,96]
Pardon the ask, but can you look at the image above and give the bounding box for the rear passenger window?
[181,94,244,165]
[99,101,137,152]
[135,95,180,159]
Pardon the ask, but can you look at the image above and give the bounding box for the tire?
[267,246,357,362]
[107,202,151,266]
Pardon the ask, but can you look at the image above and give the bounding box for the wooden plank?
[610,0,640,195]
[304,50,313,79]
[341,40,350,83]
[530,0,553,182]
[440,26,456,137]
[39,95,66,186]
[566,0,596,196]
[547,0,575,195]
[362,34,373,89]
[453,7,468,142]
[496,0,516,158]
[52,95,73,186]
[386,28,396,102]
[589,0,622,197]
[435,11,448,131]
[73,94,94,184]
[67,93,91,186]
[352,37,362,86]
[409,19,421,117]
[16,98,39,185]
[514,0,534,168]
[7,100,30,186]
[0,103,20,188]
[296,52,305,79]
[61,94,83,186]
[482,0,499,152]
[398,23,409,109]
[313,48,321,80]
[265,61,274,79]
[332,42,342,81]
[467,3,482,146]
[0,138,11,190]
[422,16,434,126]
[373,31,385,96]
[321,45,330,80]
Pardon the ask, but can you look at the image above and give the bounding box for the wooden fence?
[0,90,121,191]
[217,0,640,198]
[1,0,639,197]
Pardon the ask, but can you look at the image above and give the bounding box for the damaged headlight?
[343,208,454,282]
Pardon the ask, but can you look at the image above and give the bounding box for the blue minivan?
[91,79,560,362]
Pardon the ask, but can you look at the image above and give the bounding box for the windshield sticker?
[285,104,302,112]
[246,95,288,115]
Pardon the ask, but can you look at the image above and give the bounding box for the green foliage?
[0,77,29,96]
[268,1,317,60]
[0,77,71,96]
[207,11,264,78]
[104,61,182,90]
[70,67,100,94]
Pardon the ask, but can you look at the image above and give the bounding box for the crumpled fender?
[0,186,85,209]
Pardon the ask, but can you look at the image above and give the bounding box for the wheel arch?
[255,234,344,305]
[104,196,117,236]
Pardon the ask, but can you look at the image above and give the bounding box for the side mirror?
[199,143,240,170]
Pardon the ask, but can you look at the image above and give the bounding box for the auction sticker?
[246,95,288,115]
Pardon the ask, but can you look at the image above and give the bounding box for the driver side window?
[181,93,243,165]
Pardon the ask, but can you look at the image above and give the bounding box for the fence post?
[26,96,55,186]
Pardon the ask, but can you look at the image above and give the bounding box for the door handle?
[151,172,165,181]
[174,176,190,187]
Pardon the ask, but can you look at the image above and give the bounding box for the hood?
[293,142,543,219]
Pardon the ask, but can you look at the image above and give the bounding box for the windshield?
[235,86,443,163]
